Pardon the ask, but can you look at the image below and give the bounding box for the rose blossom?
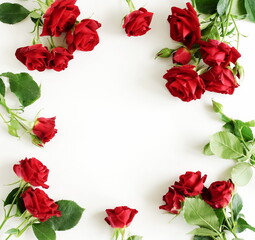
[172,171,207,197]
[173,47,192,65]
[32,117,57,146]
[163,65,205,102]
[66,19,101,53]
[13,158,49,188]
[22,187,61,222]
[41,0,80,37]
[200,66,239,94]
[202,180,234,208]
[105,206,138,228]
[168,3,201,49]
[49,47,73,71]
[159,187,185,214]
[122,7,153,37]
[199,39,241,67]
[15,44,51,71]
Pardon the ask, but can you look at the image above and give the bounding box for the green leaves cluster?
[204,100,255,186]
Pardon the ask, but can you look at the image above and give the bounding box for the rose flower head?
[13,158,49,189]
[172,171,207,197]
[22,187,61,222]
[173,47,192,65]
[105,206,138,228]
[41,0,80,37]
[123,7,153,37]
[49,47,73,71]
[159,187,185,214]
[202,180,234,208]
[32,117,57,147]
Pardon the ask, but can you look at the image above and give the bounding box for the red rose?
[202,180,234,208]
[159,187,185,214]
[15,44,51,71]
[32,117,57,146]
[163,65,205,102]
[22,187,61,222]
[168,3,201,49]
[199,39,241,67]
[200,66,239,94]
[41,0,80,37]
[66,19,101,53]
[13,158,49,189]
[105,206,138,228]
[173,47,192,65]
[173,171,207,197]
[49,47,73,71]
[122,7,153,37]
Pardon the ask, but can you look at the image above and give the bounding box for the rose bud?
[41,0,80,37]
[15,44,51,72]
[198,39,241,67]
[22,187,61,222]
[13,158,49,188]
[173,47,192,65]
[200,66,239,94]
[168,3,201,49]
[66,19,101,53]
[105,206,138,228]
[202,180,234,208]
[159,187,185,214]
[123,7,153,37]
[163,65,205,102]
[32,117,57,147]
[172,171,207,197]
[156,48,174,58]
[49,47,73,71]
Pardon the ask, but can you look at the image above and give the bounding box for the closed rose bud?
[173,47,192,65]
[156,48,174,58]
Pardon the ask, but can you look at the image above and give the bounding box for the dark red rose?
[32,117,57,146]
[15,44,51,71]
[159,187,185,214]
[41,0,80,37]
[173,171,207,197]
[202,180,234,208]
[200,66,239,94]
[173,47,192,65]
[66,19,101,53]
[49,47,73,71]
[105,206,138,228]
[168,3,201,49]
[122,7,153,37]
[163,65,205,102]
[22,187,61,222]
[199,39,241,67]
[13,158,49,189]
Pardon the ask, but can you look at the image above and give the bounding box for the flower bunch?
[0,157,84,240]
[122,0,153,37]
[0,0,101,72]
[157,1,245,102]
[105,206,142,240]
[204,100,255,186]
[0,72,56,147]
[160,171,255,239]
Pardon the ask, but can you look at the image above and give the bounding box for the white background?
[0,0,255,239]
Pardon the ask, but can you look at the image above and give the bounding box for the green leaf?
[1,72,40,107]
[233,120,253,142]
[195,0,219,14]
[183,198,220,231]
[189,227,218,236]
[0,3,30,24]
[236,217,255,233]
[127,236,143,240]
[6,228,19,235]
[193,236,214,240]
[209,131,244,160]
[45,200,84,231]
[4,187,19,206]
[203,143,214,156]
[214,208,224,226]
[232,193,243,220]
[32,223,56,240]
[231,162,253,186]
[0,78,5,97]
[245,120,255,127]
[217,0,229,15]
[231,0,247,16]
[8,118,20,137]
[15,196,26,217]
[245,0,255,22]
